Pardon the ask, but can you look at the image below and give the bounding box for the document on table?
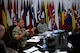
[57,51,67,53]
[53,30,65,33]
[42,31,52,35]
[32,36,43,39]
[23,46,38,53]
[38,31,52,36]
[26,38,40,42]
[32,50,42,53]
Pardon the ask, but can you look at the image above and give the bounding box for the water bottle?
[43,37,47,52]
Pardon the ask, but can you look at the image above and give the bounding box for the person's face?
[18,19,24,28]
[41,19,44,24]
[0,26,5,39]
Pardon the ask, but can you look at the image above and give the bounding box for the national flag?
[14,0,16,15]
[16,0,18,19]
[31,0,35,26]
[41,11,45,19]
[28,0,33,29]
[2,0,7,29]
[33,0,38,23]
[47,2,52,30]
[72,2,78,32]
[65,9,72,30]
[48,1,55,30]
[18,0,21,19]
[52,7,55,19]
[72,3,76,32]
[44,0,48,25]
[48,1,54,19]
[24,0,32,29]
[21,0,24,19]
[8,0,12,18]
[13,0,17,25]
[7,0,13,26]
[54,0,59,30]
[41,0,45,23]
[37,0,41,22]
[58,1,62,29]
[64,10,69,30]
[26,11,30,28]
[72,9,76,32]
[62,1,65,25]
[24,0,29,27]
[0,0,2,24]
[11,0,17,25]
[52,6,57,30]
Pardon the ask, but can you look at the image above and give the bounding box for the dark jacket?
[0,40,7,53]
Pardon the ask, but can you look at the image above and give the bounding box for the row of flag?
[0,0,80,33]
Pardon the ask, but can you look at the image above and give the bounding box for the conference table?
[20,30,71,53]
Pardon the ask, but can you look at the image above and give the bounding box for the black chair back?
[8,25,16,41]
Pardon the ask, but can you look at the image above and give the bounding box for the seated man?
[12,18,35,48]
[0,24,7,53]
[0,24,18,53]
[37,17,48,33]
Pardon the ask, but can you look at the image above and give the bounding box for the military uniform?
[0,40,7,53]
[12,26,29,48]
[37,23,48,33]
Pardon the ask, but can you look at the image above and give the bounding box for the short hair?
[17,18,23,23]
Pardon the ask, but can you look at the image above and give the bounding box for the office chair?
[8,25,19,51]
[68,33,80,52]
[8,25,16,41]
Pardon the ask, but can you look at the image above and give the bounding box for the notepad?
[32,50,42,53]
[26,38,40,42]
[32,36,41,40]
[57,51,67,53]
[23,46,38,53]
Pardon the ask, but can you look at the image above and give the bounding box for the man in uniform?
[12,18,35,48]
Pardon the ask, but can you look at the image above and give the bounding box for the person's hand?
[25,29,30,33]
[31,27,36,32]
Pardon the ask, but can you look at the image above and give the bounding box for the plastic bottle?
[43,37,47,52]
